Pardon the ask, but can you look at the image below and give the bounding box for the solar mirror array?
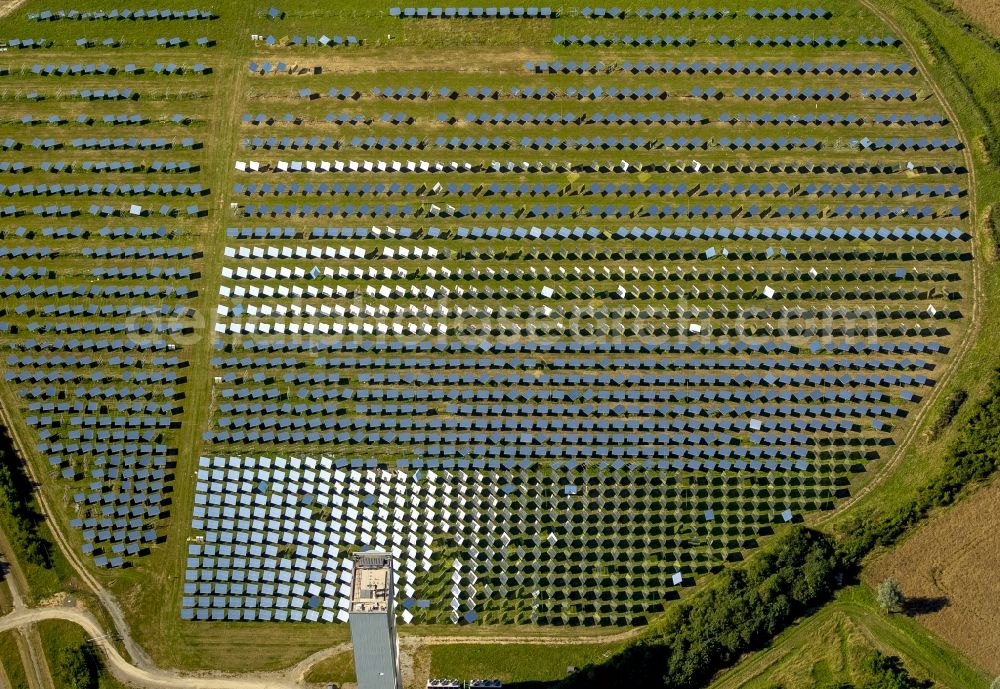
[0,3,219,568]
[0,0,974,629]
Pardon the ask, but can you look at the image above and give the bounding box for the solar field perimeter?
[0,0,980,668]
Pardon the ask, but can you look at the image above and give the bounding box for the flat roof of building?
[351,552,391,613]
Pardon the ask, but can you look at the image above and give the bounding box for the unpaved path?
[818,0,984,526]
[0,607,304,689]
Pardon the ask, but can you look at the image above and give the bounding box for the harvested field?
[951,0,1000,38]
[868,478,1000,675]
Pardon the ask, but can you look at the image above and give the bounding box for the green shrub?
[857,651,932,689]
[54,644,98,689]
[925,389,967,440]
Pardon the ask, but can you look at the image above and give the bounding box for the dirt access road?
[0,606,307,689]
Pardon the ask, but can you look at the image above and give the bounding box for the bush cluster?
[925,388,968,440]
[55,643,99,689]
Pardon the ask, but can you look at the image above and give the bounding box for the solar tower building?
[349,552,403,689]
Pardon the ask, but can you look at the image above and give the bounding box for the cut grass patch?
[709,586,991,689]
[429,642,623,687]
[0,631,30,689]
[303,650,356,685]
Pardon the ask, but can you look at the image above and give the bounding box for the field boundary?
[816,0,985,526]
[709,588,991,689]
[867,474,1000,676]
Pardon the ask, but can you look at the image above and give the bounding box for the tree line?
[837,370,1000,563]
[0,424,53,568]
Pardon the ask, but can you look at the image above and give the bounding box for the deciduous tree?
[876,578,903,614]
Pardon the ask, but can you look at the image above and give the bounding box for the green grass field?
[429,642,624,687]
[0,631,31,689]
[304,649,357,685]
[36,619,131,689]
[709,586,992,689]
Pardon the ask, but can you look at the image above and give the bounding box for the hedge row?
[925,388,968,440]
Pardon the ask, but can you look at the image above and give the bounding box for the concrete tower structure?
[349,552,402,689]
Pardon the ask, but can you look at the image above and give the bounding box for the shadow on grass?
[902,596,949,616]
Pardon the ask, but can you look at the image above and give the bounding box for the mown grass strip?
[431,643,622,686]
[0,631,30,689]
